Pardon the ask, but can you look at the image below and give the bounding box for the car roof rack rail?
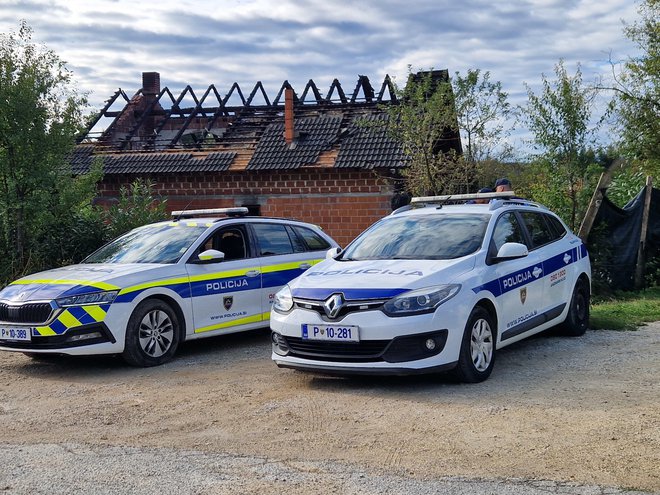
[170,207,249,219]
[410,192,516,205]
[408,192,547,211]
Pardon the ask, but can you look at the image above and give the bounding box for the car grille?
[283,336,390,362]
[0,302,54,324]
[293,298,386,319]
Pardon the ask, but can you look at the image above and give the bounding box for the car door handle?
[245,270,261,277]
[299,263,312,270]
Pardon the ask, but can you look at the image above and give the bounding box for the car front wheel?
[453,306,496,383]
[122,299,180,367]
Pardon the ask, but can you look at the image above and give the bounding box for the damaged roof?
[75,71,459,174]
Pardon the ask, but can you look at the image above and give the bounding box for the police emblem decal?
[223,296,233,311]
[520,287,527,304]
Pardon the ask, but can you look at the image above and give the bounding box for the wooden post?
[634,176,654,289]
[578,158,627,243]
[578,172,607,243]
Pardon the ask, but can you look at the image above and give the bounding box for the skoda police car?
[0,208,338,366]
[271,192,591,382]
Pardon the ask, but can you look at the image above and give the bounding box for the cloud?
[0,0,644,152]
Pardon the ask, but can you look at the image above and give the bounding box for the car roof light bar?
[410,192,516,205]
[170,207,249,218]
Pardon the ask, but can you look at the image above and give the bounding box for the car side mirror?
[326,247,342,259]
[494,242,528,262]
[194,249,225,264]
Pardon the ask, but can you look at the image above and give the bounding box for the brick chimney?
[284,87,295,145]
[142,72,160,96]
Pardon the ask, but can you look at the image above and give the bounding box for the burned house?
[75,71,461,246]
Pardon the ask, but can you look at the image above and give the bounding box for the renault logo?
[323,293,344,318]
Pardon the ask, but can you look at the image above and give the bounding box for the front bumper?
[0,302,131,356]
[0,322,115,351]
[270,305,467,374]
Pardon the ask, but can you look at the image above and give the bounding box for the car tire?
[122,299,180,367]
[559,279,590,337]
[453,306,496,383]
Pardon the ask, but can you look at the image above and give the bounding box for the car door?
[249,222,327,319]
[185,224,263,335]
[519,211,574,322]
[488,211,546,344]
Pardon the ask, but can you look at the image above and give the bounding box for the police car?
[0,208,338,366]
[271,193,591,382]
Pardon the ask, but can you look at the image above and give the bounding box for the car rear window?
[341,214,490,260]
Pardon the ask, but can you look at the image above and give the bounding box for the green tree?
[0,22,99,281]
[613,0,659,174]
[452,69,513,166]
[384,68,466,196]
[521,60,605,230]
[104,179,168,240]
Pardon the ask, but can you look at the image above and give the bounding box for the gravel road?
[1,323,659,494]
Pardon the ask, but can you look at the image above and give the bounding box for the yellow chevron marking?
[34,326,56,336]
[58,311,82,329]
[83,305,107,322]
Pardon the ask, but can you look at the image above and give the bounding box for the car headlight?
[273,285,294,313]
[56,290,119,307]
[382,285,460,316]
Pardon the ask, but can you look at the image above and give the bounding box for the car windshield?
[341,213,490,261]
[84,223,208,264]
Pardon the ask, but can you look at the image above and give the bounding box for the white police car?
[271,193,591,382]
[0,208,338,366]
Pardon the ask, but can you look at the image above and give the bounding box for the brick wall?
[97,169,394,247]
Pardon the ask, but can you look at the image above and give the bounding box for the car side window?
[545,214,567,240]
[200,227,248,261]
[292,225,331,251]
[492,212,526,252]
[520,211,554,248]
[252,223,294,256]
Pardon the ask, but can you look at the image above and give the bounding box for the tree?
[0,22,98,280]
[521,60,605,230]
[613,0,659,175]
[383,68,465,196]
[452,69,513,165]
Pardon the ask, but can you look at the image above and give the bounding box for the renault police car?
[0,208,338,366]
[271,193,591,382]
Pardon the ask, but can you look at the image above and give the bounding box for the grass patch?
[591,286,660,330]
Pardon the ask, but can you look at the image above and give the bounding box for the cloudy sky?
[0,0,643,151]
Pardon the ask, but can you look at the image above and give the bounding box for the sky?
[0,0,643,154]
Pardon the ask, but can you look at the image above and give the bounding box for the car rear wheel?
[122,299,180,367]
[453,306,496,383]
[560,279,589,336]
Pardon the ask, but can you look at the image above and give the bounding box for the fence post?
[634,176,653,289]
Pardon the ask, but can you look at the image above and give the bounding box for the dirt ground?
[1,323,659,492]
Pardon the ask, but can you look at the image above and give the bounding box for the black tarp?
[588,186,660,290]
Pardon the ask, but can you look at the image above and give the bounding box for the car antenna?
[173,200,194,222]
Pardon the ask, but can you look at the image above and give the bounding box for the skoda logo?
[323,293,344,319]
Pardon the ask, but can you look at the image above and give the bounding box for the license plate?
[301,324,359,342]
[0,326,32,342]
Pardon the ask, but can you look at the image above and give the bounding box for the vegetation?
[0,21,99,281]
[590,287,660,330]
[611,0,659,177]
[0,23,167,285]
[520,61,607,231]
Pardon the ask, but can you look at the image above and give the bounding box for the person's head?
[495,177,512,192]
[475,187,493,204]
